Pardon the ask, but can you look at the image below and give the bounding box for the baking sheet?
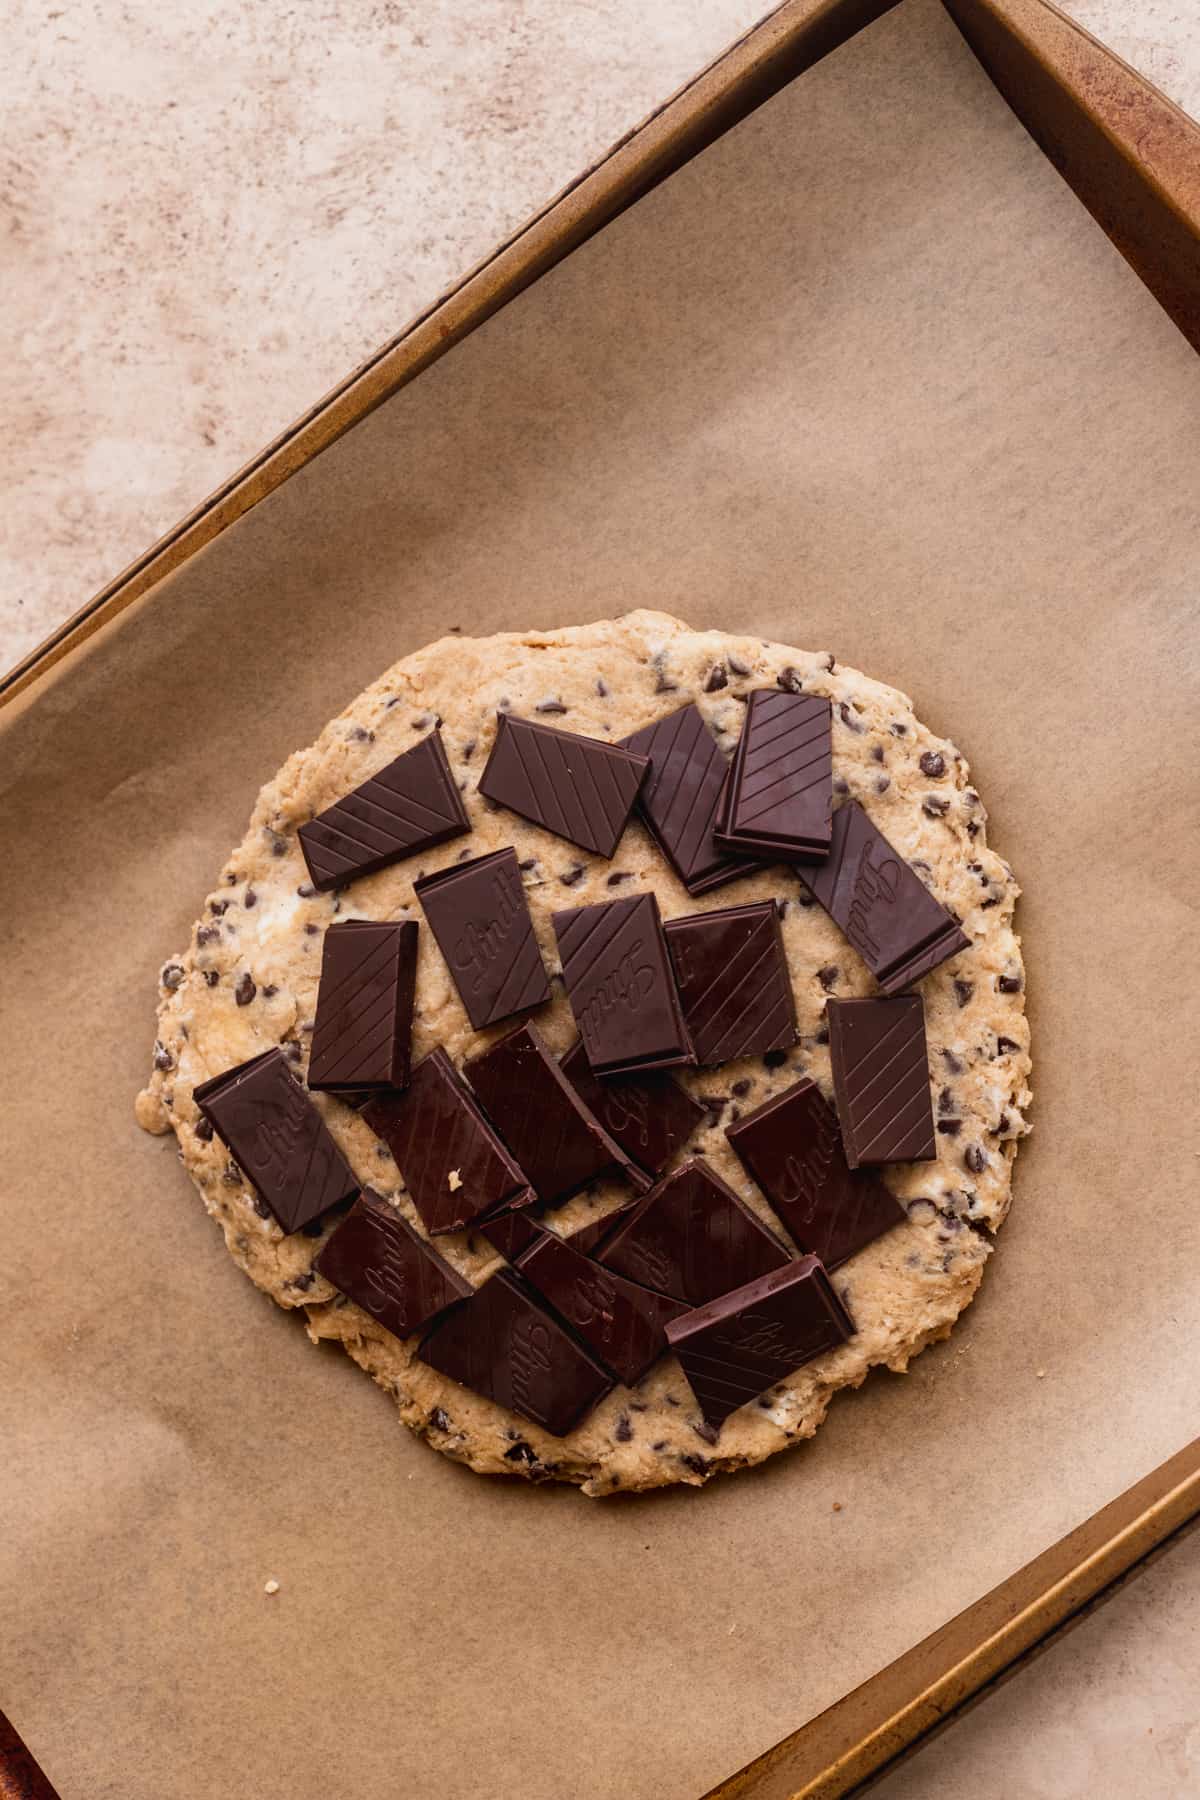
[3,3,1199,1797]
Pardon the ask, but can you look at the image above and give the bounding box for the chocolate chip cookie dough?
[136,611,1031,1495]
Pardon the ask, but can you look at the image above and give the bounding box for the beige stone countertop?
[4,2,1199,1796]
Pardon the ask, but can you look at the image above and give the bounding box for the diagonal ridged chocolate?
[664,900,796,1065]
[194,1048,359,1233]
[315,1188,471,1339]
[475,1205,545,1262]
[714,688,832,862]
[799,801,972,994]
[559,1038,704,1178]
[665,1256,854,1429]
[619,703,758,895]
[725,1077,904,1267]
[552,891,694,1077]
[307,920,418,1092]
[362,1047,533,1235]
[594,1156,789,1306]
[516,1230,689,1387]
[415,847,550,1029]
[298,729,470,892]
[418,1266,614,1436]
[477,714,649,857]
[826,995,936,1168]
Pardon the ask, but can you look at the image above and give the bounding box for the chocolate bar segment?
[553,892,694,1077]
[559,1038,704,1178]
[476,1205,545,1262]
[298,729,470,892]
[307,920,418,1092]
[415,847,551,1029]
[714,688,832,862]
[418,1267,614,1436]
[665,1256,854,1430]
[620,703,757,894]
[664,900,796,1065]
[362,1047,533,1235]
[464,1022,651,1205]
[517,1231,689,1387]
[194,1048,358,1233]
[799,801,971,993]
[595,1156,789,1305]
[827,995,936,1167]
[726,1077,904,1267]
[478,714,649,857]
[315,1188,471,1338]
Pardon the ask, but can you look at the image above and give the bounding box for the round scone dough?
[136,611,1031,1496]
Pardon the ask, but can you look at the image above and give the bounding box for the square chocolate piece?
[595,1156,789,1305]
[464,1022,651,1205]
[827,995,936,1168]
[415,847,551,1029]
[194,1048,358,1233]
[664,900,796,1065]
[307,919,418,1093]
[315,1188,471,1339]
[665,1256,854,1430]
[714,688,832,862]
[418,1267,614,1437]
[298,729,470,892]
[619,703,758,895]
[726,1077,904,1267]
[362,1047,533,1235]
[559,1038,705,1178]
[517,1231,689,1388]
[477,714,649,857]
[553,892,694,1077]
[798,801,972,993]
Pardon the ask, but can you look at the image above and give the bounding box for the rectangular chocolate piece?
[478,713,649,858]
[298,729,470,892]
[664,900,797,1065]
[665,1256,854,1430]
[619,703,758,895]
[194,1048,358,1233]
[827,995,936,1168]
[418,1266,614,1437]
[415,847,551,1029]
[315,1188,471,1339]
[714,688,832,862]
[799,800,972,993]
[595,1156,789,1306]
[726,1077,905,1267]
[464,1022,651,1205]
[517,1231,689,1388]
[553,892,694,1077]
[559,1038,704,1178]
[307,919,418,1092]
[362,1046,533,1235]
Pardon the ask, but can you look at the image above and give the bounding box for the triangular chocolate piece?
[478,714,649,857]
[595,1156,789,1305]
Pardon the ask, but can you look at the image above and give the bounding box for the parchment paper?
[3,3,1198,1796]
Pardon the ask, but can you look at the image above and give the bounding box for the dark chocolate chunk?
[665,1256,854,1429]
[595,1156,789,1305]
[714,688,832,862]
[826,995,936,1168]
[517,1231,689,1387]
[799,801,971,994]
[566,1202,637,1256]
[477,1205,544,1261]
[194,1048,358,1233]
[478,713,649,857]
[919,750,946,777]
[464,1022,651,1204]
[315,1188,471,1339]
[664,901,796,1065]
[298,730,470,891]
[362,1047,533,1235]
[307,920,418,1092]
[619,703,757,895]
[418,1266,614,1436]
[559,1038,705,1178]
[553,892,694,1077]
[415,846,551,1030]
[726,1077,904,1267]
